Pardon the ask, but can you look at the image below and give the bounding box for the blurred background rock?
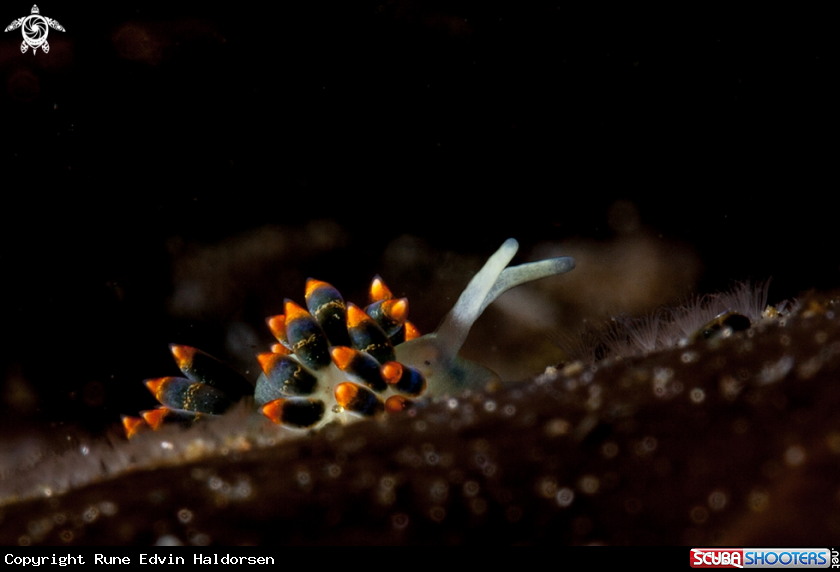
[0,2,832,452]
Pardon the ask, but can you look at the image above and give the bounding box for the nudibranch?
[123,238,575,436]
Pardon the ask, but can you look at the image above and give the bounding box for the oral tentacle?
[433,238,520,364]
[479,256,576,315]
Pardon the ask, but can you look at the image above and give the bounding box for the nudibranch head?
[125,238,575,436]
[397,238,576,393]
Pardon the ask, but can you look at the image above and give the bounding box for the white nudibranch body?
[126,239,575,436]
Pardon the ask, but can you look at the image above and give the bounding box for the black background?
[0,2,834,437]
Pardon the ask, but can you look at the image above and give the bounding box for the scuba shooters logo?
[690,548,836,568]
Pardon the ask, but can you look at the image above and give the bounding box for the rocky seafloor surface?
[1,289,839,545]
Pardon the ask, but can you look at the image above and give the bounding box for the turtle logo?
[5,5,65,55]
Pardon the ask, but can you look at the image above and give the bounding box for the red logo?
[691,549,744,568]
